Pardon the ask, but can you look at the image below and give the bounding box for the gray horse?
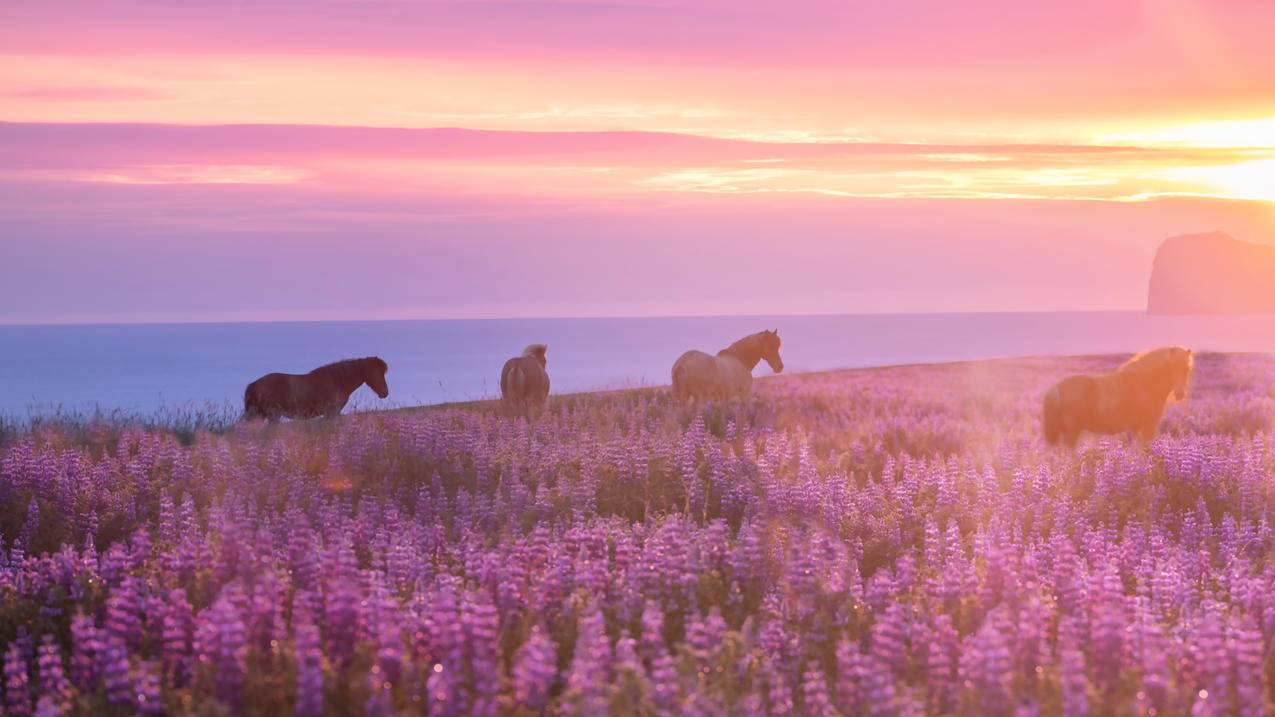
[501,344,550,417]
[672,330,783,400]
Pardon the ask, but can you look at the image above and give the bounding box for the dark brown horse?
[501,344,550,418]
[671,329,783,400]
[243,357,389,421]
[1043,346,1193,447]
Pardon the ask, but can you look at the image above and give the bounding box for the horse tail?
[507,364,526,404]
[243,382,262,421]
[671,359,687,399]
[1043,386,1062,446]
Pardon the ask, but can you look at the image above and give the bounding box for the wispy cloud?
[1,122,1270,202]
[3,85,172,102]
[79,164,315,185]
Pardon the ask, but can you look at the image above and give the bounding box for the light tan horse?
[671,330,783,401]
[501,344,550,418]
[1043,346,1193,447]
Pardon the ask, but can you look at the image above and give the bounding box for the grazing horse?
[672,329,784,401]
[501,344,550,417]
[1043,346,1193,447]
[243,357,389,422]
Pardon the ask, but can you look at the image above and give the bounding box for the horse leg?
[1062,430,1080,448]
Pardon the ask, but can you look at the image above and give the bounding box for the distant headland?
[1148,232,1275,314]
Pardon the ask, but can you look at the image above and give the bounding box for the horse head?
[523,344,548,367]
[761,329,784,374]
[366,357,390,399]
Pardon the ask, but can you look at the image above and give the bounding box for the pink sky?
[2,0,1275,323]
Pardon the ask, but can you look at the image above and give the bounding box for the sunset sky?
[3,0,1275,323]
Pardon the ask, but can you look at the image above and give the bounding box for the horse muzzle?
[768,359,784,374]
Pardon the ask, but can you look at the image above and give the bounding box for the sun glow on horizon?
[1098,117,1275,149]
[1160,158,1275,203]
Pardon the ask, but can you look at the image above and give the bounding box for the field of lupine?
[4,353,1275,716]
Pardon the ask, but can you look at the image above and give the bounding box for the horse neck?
[1121,363,1176,400]
[720,338,762,370]
[332,365,369,395]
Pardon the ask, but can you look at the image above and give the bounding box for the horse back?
[1061,372,1151,434]
[672,350,714,376]
[1056,375,1099,410]
[502,357,549,404]
[245,371,340,420]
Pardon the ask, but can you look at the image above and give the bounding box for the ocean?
[3,311,1275,417]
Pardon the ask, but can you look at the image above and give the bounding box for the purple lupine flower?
[647,644,681,713]
[870,602,908,676]
[69,613,101,691]
[1059,647,1088,717]
[248,571,285,656]
[512,626,558,711]
[959,614,1011,714]
[99,636,133,708]
[35,635,72,712]
[764,654,795,717]
[161,588,194,686]
[1087,588,1126,692]
[685,607,726,664]
[195,589,246,711]
[32,696,62,717]
[293,620,324,717]
[801,661,836,717]
[104,576,143,650]
[924,614,957,711]
[5,642,33,717]
[1229,615,1267,717]
[836,638,865,715]
[158,493,177,544]
[1190,604,1230,704]
[565,605,612,717]
[128,527,151,571]
[372,599,404,690]
[18,498,39,554]
[860,654,896,717]
[133,662,163,716]
[462,588,500,715]
[322,542,362,667]
[639,600,666,662]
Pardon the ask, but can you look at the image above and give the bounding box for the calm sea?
[3,312,1275,417]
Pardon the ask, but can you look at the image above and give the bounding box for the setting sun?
[1160,157,1275,202]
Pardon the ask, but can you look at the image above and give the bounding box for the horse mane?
[718,332,764,359]
[310,356,386,382]
[1118,346,1192,376]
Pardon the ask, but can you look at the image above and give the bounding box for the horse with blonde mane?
[1043,346,1193,447]
[501,344,550,418]
[672,330,783,401]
